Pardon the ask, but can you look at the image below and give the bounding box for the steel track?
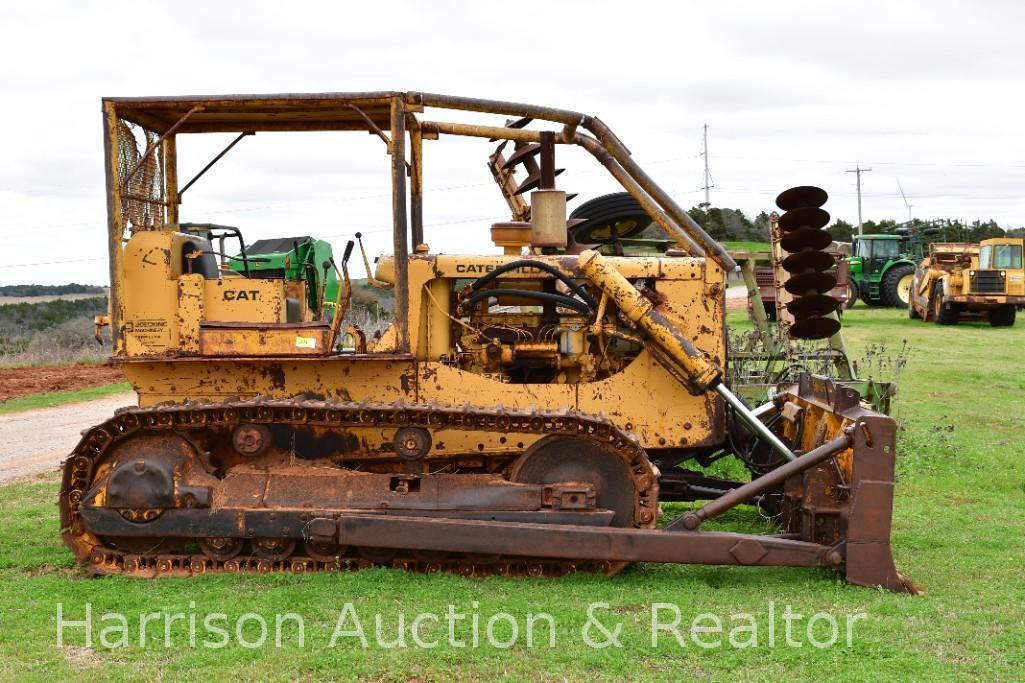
[60,399,659,578]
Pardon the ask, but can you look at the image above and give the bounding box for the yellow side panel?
[199,327,329,356]
[656,279,726,366]
[123,357,417,406]
[203,279,286,323]
[122,231,179,355]
[177,275,204,354]
[418,355,720,450]
[576,352,721,448]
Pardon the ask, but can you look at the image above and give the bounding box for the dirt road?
[726,284,748,310]
[0,392,136,484]
[0,364,125,402]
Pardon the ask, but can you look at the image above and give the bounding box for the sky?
[2,0,1024,285]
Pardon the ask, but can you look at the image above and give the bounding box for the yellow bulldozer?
[909,237,1024,326]
[60,92,914,592]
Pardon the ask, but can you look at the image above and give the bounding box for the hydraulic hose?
[469,259,598,310]
[462,288,591,315]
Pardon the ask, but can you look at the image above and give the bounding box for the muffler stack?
[775,186,840,340]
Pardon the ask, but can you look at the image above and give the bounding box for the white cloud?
[1,0,1023,284]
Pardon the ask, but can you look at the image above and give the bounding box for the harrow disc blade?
[784,271,837,295]
[781,227,833,253]
[776,185,828,211]
[502,143,542,169]
[787,293,841,319]
[788,316,841,340]
[782,250,836,274]
[778,206,830,232]
[514,168,565,195]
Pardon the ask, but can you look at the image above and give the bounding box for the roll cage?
[101,91,734,354]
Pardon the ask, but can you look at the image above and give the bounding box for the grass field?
[1,307,1023,681]
[722,241,771,253]
[0,383,131,415]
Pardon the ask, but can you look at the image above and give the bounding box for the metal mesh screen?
[116,120,165,230]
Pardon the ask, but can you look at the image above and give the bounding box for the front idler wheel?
[200,537,244,561]
[304,540,346,563]
[253,537,297,561]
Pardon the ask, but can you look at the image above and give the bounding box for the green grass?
[1,308,1023,681]
[0,383,132,415]
[723,241,771,253]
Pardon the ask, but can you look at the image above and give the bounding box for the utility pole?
[701,123,713,207]
[846,165,872,235]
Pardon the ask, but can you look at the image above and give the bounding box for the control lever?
[355,232,393,289]
[326,240,355,351]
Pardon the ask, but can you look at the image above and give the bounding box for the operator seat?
[181,238,220,279]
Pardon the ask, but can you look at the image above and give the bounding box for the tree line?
[0,283,105,297]
[685,205,1024,245]
[825,217,1024,244]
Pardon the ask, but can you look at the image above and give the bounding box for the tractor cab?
[847,234,917,307]
[978,239,1023,271]
[974,238,1025,296]
[851,235,902,274]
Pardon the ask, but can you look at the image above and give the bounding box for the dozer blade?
[291,379,914,592]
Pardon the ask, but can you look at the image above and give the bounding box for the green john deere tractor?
[847,231,920,308]
[230,235,340,317]
[176,224,342,323]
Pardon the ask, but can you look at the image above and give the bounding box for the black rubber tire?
[908,276,920,319]
[569,192,652,244]
[933,281,959,325]
[857,281,879,306]
[881,263,915,308]
[845,280,859,309]
[989,305,1016,327]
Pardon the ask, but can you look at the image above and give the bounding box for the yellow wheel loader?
[60,92,915,592]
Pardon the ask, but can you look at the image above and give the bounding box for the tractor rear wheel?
[569,193,652,244]
[933,281,959,325]
[881,263,915,308]
[989,305,1016,327]
[845,280,859,309]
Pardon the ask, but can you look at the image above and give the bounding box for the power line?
[715,154,1025,169]
[1,256,106,270]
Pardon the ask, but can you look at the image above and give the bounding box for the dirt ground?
[0,364,125,402]
[0,391,136,482]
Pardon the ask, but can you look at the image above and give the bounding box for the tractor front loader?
[61,92,915,593]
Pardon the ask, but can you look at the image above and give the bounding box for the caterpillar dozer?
[60,92,915,592]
